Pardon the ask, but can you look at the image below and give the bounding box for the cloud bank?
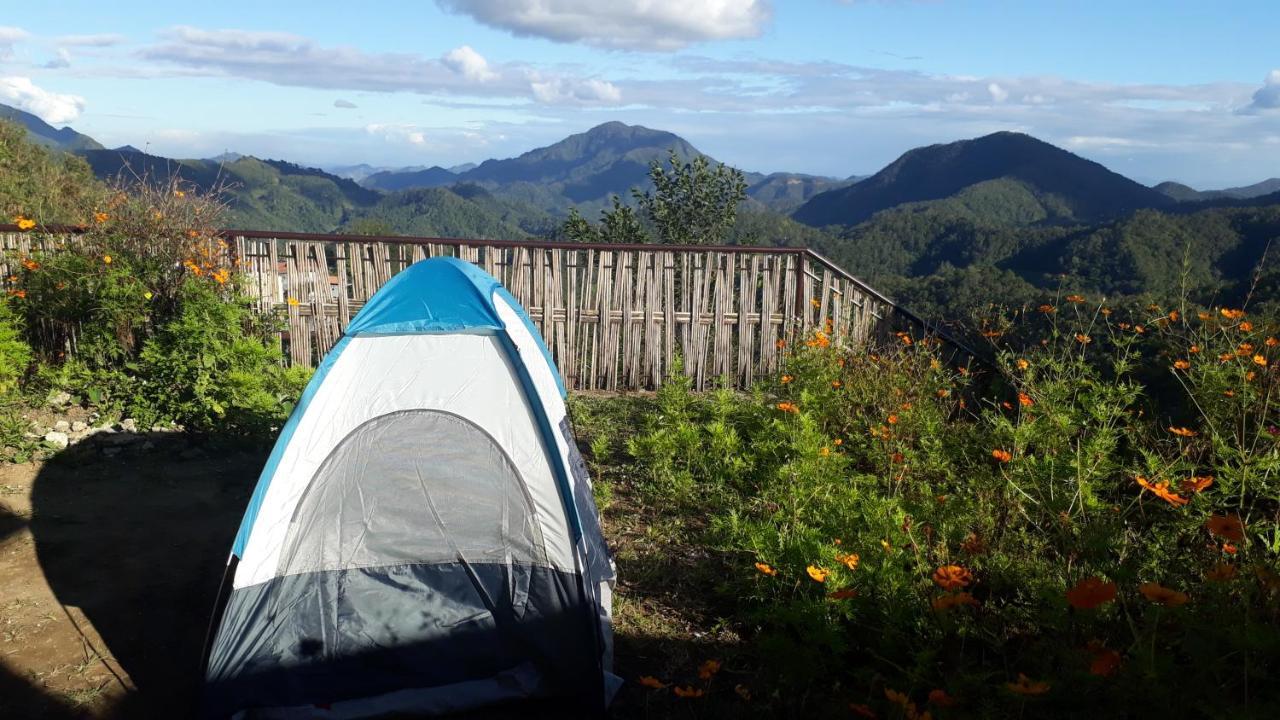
[0,76,86,124]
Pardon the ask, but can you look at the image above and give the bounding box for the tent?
[202,257,618,718]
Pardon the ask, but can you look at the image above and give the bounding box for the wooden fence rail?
[1,227,972,390]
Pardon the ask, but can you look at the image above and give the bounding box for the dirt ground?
[0,426,731,719]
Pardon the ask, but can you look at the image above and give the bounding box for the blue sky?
[2,1,1278,187]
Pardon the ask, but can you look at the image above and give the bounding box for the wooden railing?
[2,227,975,390]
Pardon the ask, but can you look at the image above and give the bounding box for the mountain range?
[7,99,1280,318]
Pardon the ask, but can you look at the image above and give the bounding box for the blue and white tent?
[203,257,617,718]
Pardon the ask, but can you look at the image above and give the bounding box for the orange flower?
[1253,354,1268,367]
[1240,321,1254,332]
[1089,649,1122,677]
[638,675,666,689]
[931,592,978,611]
[819,446,831,458]
[991,448,1012,463]
[1018,392,1034,407]
[1016,358,1029,370]
[1238,342,1255,355]
[836,552,860,571]
[1205,514,1245,542]
[754,562,777,577]
[1223,390,1235,397]
[1139,582,1189,607]
[1181,475,1213,493]
[1075,333,1092,344]
[1101,307,1112,316]
[887,414,899,425]
[884,688,910,706]
[212,268,230,285]
[673,685,704,698]
[1222,543,1238,555]
[174,189,186,198]
[1168,310,1180,321]
[832,380,842,388]
[7,289,26,298]
[93,211,108,224]
[1065,294,1085,304]
[1001,401,1013,410]
[1221,308,1246,320]
[1135,325,1146,334]
[776,402,799,414]
[780,374,792,384]
[1005,674,1050,696]
[1268,337,1280,348]
[933,565,973,590]
[1167,426,1197,438]
[1205,563,1237,582]
[1066,577,1117,610]
[21,259,39,271]
[827,588,858,600]
[833,438,843,446]
[1219,352,1235,363]
[697,659,721,681]
[928,689,957,707]
[807,565,829,583]
[810,298,821,308]
[1189,344,1201,353]
[981,329,1002,338]
[776,339,786,349]
[890,452,905,464]
[1173,360,1190,370]
[1038,304,1056,314]
[1135,475,1189,506]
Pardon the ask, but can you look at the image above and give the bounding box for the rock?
[119,418,138,433]
[43,431,70,449]
[46,391,72,408]
[53,420,70,432]
[70,421,87,433]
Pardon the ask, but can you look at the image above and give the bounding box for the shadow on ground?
[28,433,264,718]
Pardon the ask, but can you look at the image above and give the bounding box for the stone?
[46,391,72,408]
[70,421,87,433]
[43,432,69,449]
[119,418,138,433]
[53,420,70,432]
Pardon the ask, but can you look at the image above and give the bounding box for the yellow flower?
[806,565,829,583]
[780,374,792,384]
[754,561,777,576]
[1015,358,1029,370]
[143,291,153,300]
[174,189,186,198]
[1253,354,1268,367]
[835,552,860,570]
[15,216,36,231]
[102,255,112,264]
[819,446,831,457]
[287,296,300,306]
[93,211,109,223]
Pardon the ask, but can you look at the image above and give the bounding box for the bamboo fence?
[1,227,972,391]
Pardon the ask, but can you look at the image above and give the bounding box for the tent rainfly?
[202,257,618,718]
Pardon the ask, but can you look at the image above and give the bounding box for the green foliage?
[0,300,31,396]
[616,304,1280,717]
[0,119,102,224]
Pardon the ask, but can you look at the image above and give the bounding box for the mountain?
[342,186,530,239]
[0,103,103,151]
[362,166,458,192]
[1156,178,1280,202]
[366,122,706,215]
[448,162,477,173]
[80,148,380,231]
[746,173,863,213]
[793,131,1174,228]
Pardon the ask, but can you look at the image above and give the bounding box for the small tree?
[558,149,747,246]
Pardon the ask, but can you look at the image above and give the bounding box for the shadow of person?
[29,433,265,718]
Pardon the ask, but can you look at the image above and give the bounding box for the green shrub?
[622,301,1280,717]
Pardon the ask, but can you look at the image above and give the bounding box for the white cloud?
[441,45,497,82]
[1244,69,1280,112]
[0,25,27,59]
[987,82,1008,103]
[530,76,621,104]
[365,123,429,147]
[142,26,620,107]
[42,48,72,70]
[333,98,357,109]
[55,33,127,47]
[435,0,772,51]
[0,76,86,124]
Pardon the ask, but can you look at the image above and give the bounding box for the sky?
[1,1,1278,187]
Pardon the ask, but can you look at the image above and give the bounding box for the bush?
[621,301,1280,717]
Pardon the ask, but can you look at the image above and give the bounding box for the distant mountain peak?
[0,102,103,151]
[793,131,1173,227]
